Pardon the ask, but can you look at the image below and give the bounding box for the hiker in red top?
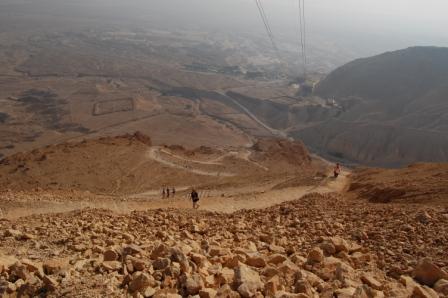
[333,163,341,178]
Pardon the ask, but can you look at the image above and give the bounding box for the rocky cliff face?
[297,46,448,167]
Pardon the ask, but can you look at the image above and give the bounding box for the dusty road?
[2,170,349,219]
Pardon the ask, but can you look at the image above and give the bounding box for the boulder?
[235,264,263,297]
[294,279,314,296]
[43,258,69,275]
[361,273,383,290]
[42,275,58,291]
[183,274,203,295]
[307,247,324,263]
[268,254,287,265]
[123,244,143,256]
[246,255,267,268]
[104,248,119,261]
[102,261,122,271]
[414,258,448,287]
[153,258,171,270]
[129,272,152,292]
[235,263,262,286]
[238,282,259,297]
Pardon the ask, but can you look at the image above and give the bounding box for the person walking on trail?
[333,163,341,178]
[162,188,166,199]
[166,187,170,198]
[190,188,200,209]
[172,187,176,198]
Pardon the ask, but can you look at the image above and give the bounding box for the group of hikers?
[161,186,200,209]
[164,163,342,209]
[161,187,176,198]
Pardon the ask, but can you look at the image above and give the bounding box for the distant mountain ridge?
[294,46,448,166]
[315,47,448,106]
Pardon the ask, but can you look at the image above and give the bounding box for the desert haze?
[0,1,447,298]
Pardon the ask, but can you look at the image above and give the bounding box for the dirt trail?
[147,147,236,177]
[1,171,349,219]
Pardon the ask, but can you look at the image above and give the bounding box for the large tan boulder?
[153,258,171,270]
[102,261,122,271]
[361,273,383,290]
[294,279,314,296]
[43,258,69,275]
[235,264,263,297]
[330,237,350,253]
[235,264,262,285]
[414,258,448,287]
[246,255,267,268]
[183,274,203,295]
[129,272,152,293]
[268,254,287,265]
[265,276,281,296]
[307,247,324,263]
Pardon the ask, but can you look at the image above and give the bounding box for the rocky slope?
[1,193,447,297]
[0,133,316,195]
[348,163,448,204]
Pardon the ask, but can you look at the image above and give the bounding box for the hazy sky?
[2,0,448,63]
[111,0,448,54]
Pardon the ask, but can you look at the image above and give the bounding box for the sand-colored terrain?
[0,134,447,297]
[348,163,448,204]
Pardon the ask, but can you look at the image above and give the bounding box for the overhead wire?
[254,0,281,61]
[302,0,307,76]
[297,0,307,78]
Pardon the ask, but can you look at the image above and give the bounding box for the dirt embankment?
[348,163,448,204]
[0,134,318,196]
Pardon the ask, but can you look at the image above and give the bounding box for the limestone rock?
[43,258,69,275]
[183,274,203,295]
[129,272,152,292]
[307,247,324,263]
[361,273,383,290]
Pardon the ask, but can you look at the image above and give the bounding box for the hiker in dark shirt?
[334,163,341,178]
[190,188,199,209]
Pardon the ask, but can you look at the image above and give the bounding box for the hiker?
[190,188,199,209]
[172,187,176,197]
[166,187,170,198]
[162,188,166,199]
[333,163,341,178]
